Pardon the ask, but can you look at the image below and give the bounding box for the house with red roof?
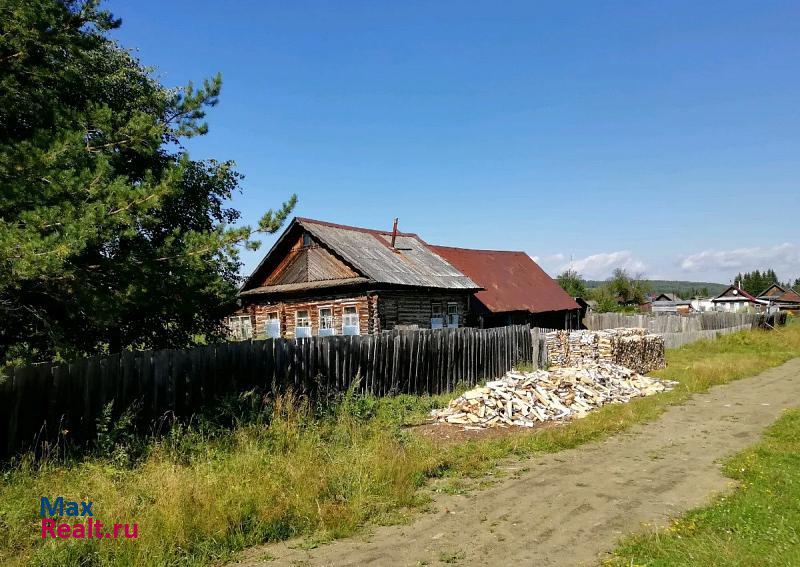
[229,217,578,339]
[710,284,758,312]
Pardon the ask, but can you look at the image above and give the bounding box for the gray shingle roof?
[299,219,480,290]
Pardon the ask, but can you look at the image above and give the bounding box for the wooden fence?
[0,325,532,459]
[584,312,763,333]
[660,324,753,349]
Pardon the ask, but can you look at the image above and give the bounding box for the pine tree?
[735,269,781,296]
[1,0,295,363]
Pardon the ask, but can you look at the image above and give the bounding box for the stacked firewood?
[567,331,600,365]
[545,331,570,367]
[430,363,676,428]
[545,328,665,374]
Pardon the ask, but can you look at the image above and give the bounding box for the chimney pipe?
[390,218,399,250]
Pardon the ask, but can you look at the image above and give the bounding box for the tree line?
[557,266,799,313]
[735,270,800,297]
[557,268,651,313]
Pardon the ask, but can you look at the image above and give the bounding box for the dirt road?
[237,358,800,567]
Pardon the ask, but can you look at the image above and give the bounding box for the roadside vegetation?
[608,407,800,566]
[556,267,800,311]
[558,267,651,313]
[1,323,799,566]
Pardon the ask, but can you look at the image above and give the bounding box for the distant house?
[232,218,481,338]
[651,292,693,314]
[758,283,786,302]
[574,297,594,322]
[426,246,582,329]
[711,284,758,312]
[756,284,800,313]
[690,298,715,312]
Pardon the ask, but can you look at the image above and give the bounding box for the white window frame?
[318,306,334,336]
[431,301,444,329]
[446,302,460,328]
[342,305,360,335]
[227,315,253,341]
[265,311,281,339]
[295,310,311,338]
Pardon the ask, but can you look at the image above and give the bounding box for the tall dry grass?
[0,391,439,566]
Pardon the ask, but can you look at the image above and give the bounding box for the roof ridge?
[756,282,787,296]
[296,217,420,238]
[429,244,528,254]
[714,284,756,301]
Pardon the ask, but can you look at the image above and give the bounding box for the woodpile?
[545,328,665,374]
[430,363,677,428]
[545,331,569,366]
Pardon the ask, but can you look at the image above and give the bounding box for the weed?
[438,549,466,563]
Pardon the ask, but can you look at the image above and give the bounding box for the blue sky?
[111,0,800,283]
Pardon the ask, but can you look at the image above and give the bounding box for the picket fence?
[0,325,532,458]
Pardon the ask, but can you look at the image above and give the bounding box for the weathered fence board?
[660,324,753,349]
[584,312,762,333]
[1,325,533,459]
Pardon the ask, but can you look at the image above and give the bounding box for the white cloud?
[562,250,646,279]
[532,250,647,279]
[679,243,800,279]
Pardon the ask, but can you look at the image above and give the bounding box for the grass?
[607,408,800,566]
[438,549,466,563]
[1,323,799,566]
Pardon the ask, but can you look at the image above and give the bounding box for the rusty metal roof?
[776,289,800,303]
[428,245,580,314]
[296,218,480,290]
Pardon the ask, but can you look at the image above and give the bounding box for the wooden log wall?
[0,325,532,460]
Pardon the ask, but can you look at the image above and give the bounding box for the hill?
[585,279,727,298]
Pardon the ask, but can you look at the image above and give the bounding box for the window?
[295,310,311,338]
[342,306,360,335]
[319,307,334,337]
[431,301,444,329]
[303,233,312,247]
[227,315,253,341]
[447,303,460,328]
[265,312,281,339]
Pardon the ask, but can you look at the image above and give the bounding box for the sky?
[110,0,800,284]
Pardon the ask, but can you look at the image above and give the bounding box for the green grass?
[607,408,800,566]
[1,324,799,566]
